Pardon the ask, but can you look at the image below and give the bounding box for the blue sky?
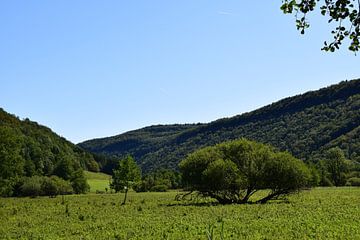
[0,1,359,143]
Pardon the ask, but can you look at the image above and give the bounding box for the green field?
[1,188,360,239]
[84,171,111,193]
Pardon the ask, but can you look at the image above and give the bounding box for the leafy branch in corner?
[281,0,360,52]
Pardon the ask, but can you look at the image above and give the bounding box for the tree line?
[109,138,360,205]
[79,79,360,173]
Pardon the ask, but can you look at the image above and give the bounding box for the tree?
[110,155,141,205]
[281,0,360,52]
[134,168,182,192]
[323,147,348,186]
[179,139,311,204]
[71,170,90,194]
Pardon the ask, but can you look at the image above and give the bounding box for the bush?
[20,176,43,197]
[150,184,168,192]
[17,176,73,197]
[0,178,16,197]
[41,177,59,197]
[346,177,360,186]
[71,170,89,194]
[49,176,73,195]
[179,138,311,204]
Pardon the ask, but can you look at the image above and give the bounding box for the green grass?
[1,188,360,239]
[84,171,111,193]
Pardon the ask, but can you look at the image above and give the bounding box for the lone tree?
[281,0,360,52]
[179,139,311,204]
[110,155,141,205]
[323,147,349,186]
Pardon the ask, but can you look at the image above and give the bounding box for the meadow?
[1,187,360,239]
[84,171,111,193]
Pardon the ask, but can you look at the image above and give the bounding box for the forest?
[1,79,360,198]
[80,79,360,172]
[0,108,99,197]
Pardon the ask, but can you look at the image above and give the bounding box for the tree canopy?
[0,108,95,197]
[110,155,141,204]
[281,0,360,52]
[81,79,360,174]
[179,139,311,204]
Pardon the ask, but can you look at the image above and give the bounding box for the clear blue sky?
[1,1,358,143]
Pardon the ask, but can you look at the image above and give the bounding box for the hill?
[79,79,360,172]
[0,108,99,195]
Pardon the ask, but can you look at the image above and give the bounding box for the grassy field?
[1,188,360,239]
[84,171,111,193]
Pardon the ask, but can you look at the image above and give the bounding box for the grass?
[84,171,111,193]
[1,187,360,239]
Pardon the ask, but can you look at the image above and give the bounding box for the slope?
[0,108,99,182]
[79,79,360,172]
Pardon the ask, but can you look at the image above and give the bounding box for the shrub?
[41,177,59,197]
[346,177,360,186]
[0,178,16,197]
[20,176,43,197]
[150,184,168,192]
[71,170,89,194]
[179,138,311,204]
[49,176,73,195]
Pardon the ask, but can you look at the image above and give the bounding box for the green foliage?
[135,168,182,192]
[323,147,349,186]
[149,184,168,192]
[179,139,311,204]
[80,79,360,173]
[0,178,17,197]
[2,188,360,239]
[20,176,43,197]
[281,0,360,52]
[18,176,73,197]
[346,177,360,186]
[110,155,141,193]
[71,170,90,194]
[110,155,141,204]
[40,177,58,196]
[51,177,73,195]
[0,108,97,197]
[0,126,24,179]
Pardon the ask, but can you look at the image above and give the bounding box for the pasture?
[0,188,360,239]
[84,171,111,193]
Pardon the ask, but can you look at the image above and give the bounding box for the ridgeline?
[80,79,360,172]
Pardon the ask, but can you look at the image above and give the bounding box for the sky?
[0,1,359,143]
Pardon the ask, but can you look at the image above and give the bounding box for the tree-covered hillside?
[0,109,99,196]
[80,79,360,172]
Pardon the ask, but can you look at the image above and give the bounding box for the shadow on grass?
[160,201,220,207]
[161,198,291,207]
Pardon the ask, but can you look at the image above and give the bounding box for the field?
[84,171,111,193]
[1,188,360,239]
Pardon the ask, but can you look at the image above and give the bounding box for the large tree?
[110,155,141,205]
[179,139,311,204]
[281,0,360,52]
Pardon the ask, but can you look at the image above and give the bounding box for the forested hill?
[0,109,99,181]
[80,79,360,172]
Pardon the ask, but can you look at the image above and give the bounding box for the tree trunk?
[241,188,255,203]
[122,188,128,205]
[256,191,286,204]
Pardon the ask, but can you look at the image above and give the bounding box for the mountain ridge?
[79,79,360,172]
